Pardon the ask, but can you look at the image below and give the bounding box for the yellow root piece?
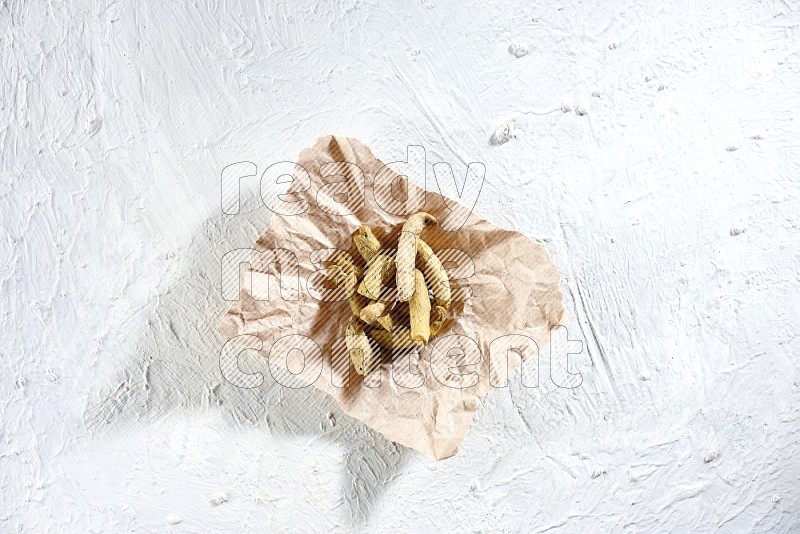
[326,264,354,293]
[409,269,431,344]
[346,315,373,375]
[357,253,395,300]
[353,225,381,263]
[368,327,424,350]
[396,212,437,301]
[361,301,394,331]
[360,300,390,325]
[332,219,455,373]
[326,263,345,285]
[333,252,362,280]
[375,313,394,331]
[417,238,452,310]
[327,264,365,317]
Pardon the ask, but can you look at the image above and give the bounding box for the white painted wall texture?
[2,0,799,531]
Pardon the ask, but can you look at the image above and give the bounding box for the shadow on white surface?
[83,214,409,525]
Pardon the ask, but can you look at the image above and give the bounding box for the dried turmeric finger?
[357,253,395,300]
[360,300,391,325]
[333,252,362,280]
[353,225,381,263]
[375,312,394,331]
[368,326,423,350]
[361,300,394,331]
[416,238,451,309]
[346,315,373,375]
[326,264,353,293]
[429,305,447,337]
[327,263,346,286]
[327,264,367,317]
[409,269,431,344]
[396,212,437,301]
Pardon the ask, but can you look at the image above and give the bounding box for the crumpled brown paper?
[218,135,564,460]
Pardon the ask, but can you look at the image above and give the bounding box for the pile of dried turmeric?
[327,212,454,375]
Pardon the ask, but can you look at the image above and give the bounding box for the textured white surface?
[2,0,800,531]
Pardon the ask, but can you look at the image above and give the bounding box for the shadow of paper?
[83,213,410,526]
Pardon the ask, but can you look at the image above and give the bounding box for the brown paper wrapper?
[218,136,565,460]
